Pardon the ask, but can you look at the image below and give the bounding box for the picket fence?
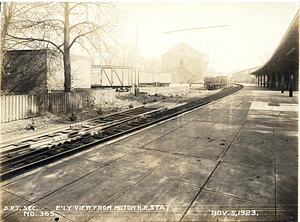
[1,89,115,123]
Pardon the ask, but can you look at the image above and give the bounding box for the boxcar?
[91,65,133,91]
[139,72,171,87]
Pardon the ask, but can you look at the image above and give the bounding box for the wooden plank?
[67,93,70,111]
[9,96,12,122]
[20,95,23,119]
[56,93,59,113]
[31,94,35,117]
[64,92,66,112]
[32,95,36,117]
[27,95,31,118]
[64,92,67,111]
[16,95,19,120]
[40,94,44,115]
[1,97,5,123]
[54,93,57,114]
[0,91,115,122]
[58,93,62,113]
[36,94,39,115]
[18,95,21,120]
[56,93,60,113]
[64,93,67,111]
[46,93,50,113]
[74,92,77,110]
[31,95,34,117]
[71,92,74,110]
[23,95,26,119]
[72,93,75,110]
[5,97,8,122]
[49,93,53,113]
[77,92,80,109]
[12,96,15,121]
[24,95,28,119]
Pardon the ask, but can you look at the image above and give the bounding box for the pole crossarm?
[163,25,228,34]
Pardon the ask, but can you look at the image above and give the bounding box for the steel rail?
[0,106,152,148]
[0,84,243,181]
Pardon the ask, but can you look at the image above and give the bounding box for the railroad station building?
[251,10,299,96]
[161,42,209,84]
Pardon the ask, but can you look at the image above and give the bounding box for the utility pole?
[134,23,139,96]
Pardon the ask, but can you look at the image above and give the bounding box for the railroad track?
[1,84,243,181]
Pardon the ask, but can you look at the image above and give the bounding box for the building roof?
[161,41,202,58]
[252,9,299,75]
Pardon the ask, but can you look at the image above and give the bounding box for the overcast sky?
[117,2,299,73]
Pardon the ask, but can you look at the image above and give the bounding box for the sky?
[117,2,299,73]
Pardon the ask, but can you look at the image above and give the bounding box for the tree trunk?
[63,48,71,92]
[64,2,71,92]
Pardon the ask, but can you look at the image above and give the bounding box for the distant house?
[161,42,209,84]
[2,49,93,95]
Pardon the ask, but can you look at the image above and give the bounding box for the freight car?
[91,65,133,91]
[139,72,171,87]
[204,76,227,90]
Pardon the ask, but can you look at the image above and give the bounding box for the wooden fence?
[1,89,115,123]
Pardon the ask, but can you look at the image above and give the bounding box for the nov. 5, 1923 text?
[211,210,258,217]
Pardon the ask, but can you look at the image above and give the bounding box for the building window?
[180,60,184,66]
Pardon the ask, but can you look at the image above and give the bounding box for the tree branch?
[69,28,99,49]
[6,34,64,54]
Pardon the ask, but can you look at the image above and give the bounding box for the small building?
[2,49,92,95]
[161,42,209,84]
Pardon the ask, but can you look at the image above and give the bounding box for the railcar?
[91,65,133,91]
[204,76,227,90]
[139,72,171,87]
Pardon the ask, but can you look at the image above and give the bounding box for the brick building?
[161,42,209,84]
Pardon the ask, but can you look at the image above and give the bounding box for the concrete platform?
[1,85,298,222]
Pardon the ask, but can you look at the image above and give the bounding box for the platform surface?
[1,85,298,222]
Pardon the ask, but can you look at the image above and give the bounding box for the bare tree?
[257,51,272,65]
[101,42,136,67]
[145,57,161,72]
[1,2,51,93]
[2,2,121,92]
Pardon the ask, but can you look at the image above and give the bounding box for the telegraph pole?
[134,23,139,96]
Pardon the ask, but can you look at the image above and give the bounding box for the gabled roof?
[252,9,299,75]
[162,41,202,58]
